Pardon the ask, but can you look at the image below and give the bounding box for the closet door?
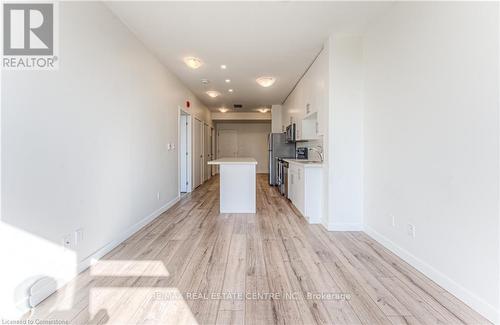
[204,123,210,181]
[193,118,203,188]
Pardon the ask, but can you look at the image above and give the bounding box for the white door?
[218,130,238,158]
[193,118,203,188]
[180,115,188,192]
[211,127,215,176]
[204,123,211,181]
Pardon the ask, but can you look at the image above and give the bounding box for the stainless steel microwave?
[285,123,296,143]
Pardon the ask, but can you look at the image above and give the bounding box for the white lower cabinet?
[287,161,322,224]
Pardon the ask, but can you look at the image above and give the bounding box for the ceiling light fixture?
[184,57,203,69]
[225,79,231,83]
[201,78,210,84]
[206,90,221,98]
[256,76,276,88]
[258,108,269,113]
[219,107,229,113]
[228,89,234,93]
[220,64,227,70]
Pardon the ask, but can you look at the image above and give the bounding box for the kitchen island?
[207,157,257,213]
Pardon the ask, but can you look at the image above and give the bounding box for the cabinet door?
[303,72,314,116]
[295,166,305,215]
[288,165,295,202]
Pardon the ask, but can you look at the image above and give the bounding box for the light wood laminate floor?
[26,175,490,324]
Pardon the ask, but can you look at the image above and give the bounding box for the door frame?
[178,107,192,194]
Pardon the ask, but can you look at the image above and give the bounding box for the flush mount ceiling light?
[228,89,234,93]
[206,90,221,98]
[225,79,231,83]
[219,107,229,113]
[184,57,203,69]
[257,108,269,113]
[201,78,210,84]
[256,76,276,87]
[220,64,227,70]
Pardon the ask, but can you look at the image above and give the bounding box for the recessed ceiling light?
[219,107,229,113]
[220,64,227,70]
[206,90,221,98]
[228,89,234,93]
[256,76,276,87]
[184,57,202,69]
[257,108,269,113]
[225,79,231,83]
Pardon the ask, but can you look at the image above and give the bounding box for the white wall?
[363,2,499,322]
[0,2,211,317]
[216,122,271,173]
[326,35,364,231]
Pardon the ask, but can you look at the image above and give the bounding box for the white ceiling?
[106,1,391,112]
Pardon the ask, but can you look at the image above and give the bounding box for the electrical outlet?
[407,224,416,238]
[171,144,175,150]
[167,143,171,150]
[391,216,396,227]
[75,228,84,247]
[62,234,72,249]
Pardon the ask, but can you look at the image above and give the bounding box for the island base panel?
[219,164,256,213]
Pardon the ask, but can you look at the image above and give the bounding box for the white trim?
[364,225,499,324]
[307,218,322,225]
[325,222,363,231]
[78,195,180,273]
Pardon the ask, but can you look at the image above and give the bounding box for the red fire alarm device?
[186,100,191,108]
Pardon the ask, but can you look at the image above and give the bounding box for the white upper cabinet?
[280,48,328,140]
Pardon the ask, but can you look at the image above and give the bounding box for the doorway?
[179,109,192,194]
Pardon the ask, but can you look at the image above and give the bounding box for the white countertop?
[283,159,323,168]
[208,157,258,165]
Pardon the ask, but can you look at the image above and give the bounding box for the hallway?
[23,175,488,324]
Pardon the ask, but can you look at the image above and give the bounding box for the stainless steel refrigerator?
[268,133,295,185]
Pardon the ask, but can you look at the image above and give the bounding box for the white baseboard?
[325,222,364,231]
[78,196,180,273]
[12,196,180,319]
[307,218,322,225]
[364,225,499,324]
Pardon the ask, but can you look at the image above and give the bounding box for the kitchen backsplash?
[296,138,323,161]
